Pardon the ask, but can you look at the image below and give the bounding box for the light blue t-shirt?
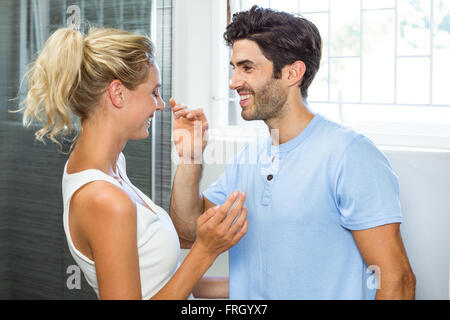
[203,113,403,299]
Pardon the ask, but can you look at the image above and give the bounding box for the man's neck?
[265,100,315,145]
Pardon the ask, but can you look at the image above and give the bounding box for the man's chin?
[241,114,254,121]
[241,109,258,121]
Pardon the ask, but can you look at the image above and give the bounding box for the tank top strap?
[62,160,122,203]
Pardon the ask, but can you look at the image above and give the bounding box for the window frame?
[171,0,450,150]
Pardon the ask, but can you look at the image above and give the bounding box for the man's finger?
[170,98,189,117]
[185,109,206,120]
[174,109,191,118]
[170,98,177,109]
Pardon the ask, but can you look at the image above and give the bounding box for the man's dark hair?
[224,6,322,100]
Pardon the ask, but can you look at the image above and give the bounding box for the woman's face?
[125,63,165,140]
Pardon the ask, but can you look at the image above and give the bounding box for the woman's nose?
[157,99,165,111]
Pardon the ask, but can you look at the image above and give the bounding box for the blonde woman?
[19,27,248,300]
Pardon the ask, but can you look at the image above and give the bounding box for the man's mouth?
[239,93,253,107]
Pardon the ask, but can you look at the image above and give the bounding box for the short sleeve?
[202,150,244,205]
[335,135,403,230]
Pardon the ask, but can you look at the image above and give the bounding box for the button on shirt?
[203,113,403,299]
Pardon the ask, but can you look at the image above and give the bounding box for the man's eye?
[243,66,252,72]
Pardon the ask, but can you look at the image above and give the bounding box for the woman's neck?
[71,117,127,176]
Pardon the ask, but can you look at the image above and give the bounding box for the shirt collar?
[267,113,322,154]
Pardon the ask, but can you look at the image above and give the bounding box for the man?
[170,6,415,299]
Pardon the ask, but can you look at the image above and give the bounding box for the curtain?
[0,0,173,299]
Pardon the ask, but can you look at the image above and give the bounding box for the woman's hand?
[170,98,208,164]
[150,190,248,300]
[193,190,248,260]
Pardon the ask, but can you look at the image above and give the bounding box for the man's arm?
[170,163,209,247]
[192,277,229,299]
[352,223,416,299]
[169,98,215,247]
[170,164,216,247]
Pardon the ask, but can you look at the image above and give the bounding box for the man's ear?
[108,80,125,108]
[286,60,306,87]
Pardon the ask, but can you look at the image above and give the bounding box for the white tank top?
[62,152,182,299]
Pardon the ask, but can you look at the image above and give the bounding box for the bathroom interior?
[0,0,449,299]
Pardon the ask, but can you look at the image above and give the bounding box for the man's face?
[229,39,287,121]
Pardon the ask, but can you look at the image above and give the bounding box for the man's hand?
[170,98,208,164]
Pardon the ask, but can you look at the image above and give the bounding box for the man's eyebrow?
[230,60,255,67]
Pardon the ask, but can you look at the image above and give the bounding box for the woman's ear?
[286,60,306,87]
[108,80,125,108]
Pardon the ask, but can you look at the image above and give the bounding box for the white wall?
[172,0,450,299]
[172,0,211,110]
[384,148,450,300]
[172,0,228,124]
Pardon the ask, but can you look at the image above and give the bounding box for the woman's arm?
[75,181,143,299]
[78,183,247,300]
[150,191,247,300]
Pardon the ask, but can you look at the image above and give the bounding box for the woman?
[19,27,248,299]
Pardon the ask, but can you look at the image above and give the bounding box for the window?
[213,0,450,149]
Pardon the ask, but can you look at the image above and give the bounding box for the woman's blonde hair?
[15,27,155,152]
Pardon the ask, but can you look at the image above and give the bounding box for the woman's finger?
[197,205,220,225]
[228,205,248,234]
[230,219,249,245]
[222,191,246,227]
[209,190,239,225]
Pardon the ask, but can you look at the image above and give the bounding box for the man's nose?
[229,71,245,90]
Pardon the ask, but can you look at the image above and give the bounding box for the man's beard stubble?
[241,77,287,122]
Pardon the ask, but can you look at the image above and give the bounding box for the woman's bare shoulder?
[71,180,137,237]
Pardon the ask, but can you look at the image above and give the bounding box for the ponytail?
[14,27,154,153]
[20,28,84,151]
